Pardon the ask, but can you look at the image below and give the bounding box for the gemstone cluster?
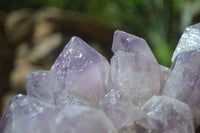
[1,23,200,133]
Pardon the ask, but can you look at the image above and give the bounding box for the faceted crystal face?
[53,90,92,110]
[26,70,60,104]
[99,89,146,129]
[172,23,200,62]
[54,105,117,133]
[159,65,171,93]
[142,96,194,133]
[163,49,200,126]
[118,125,137,133]
[0,94,56,133]
[134,118,159,133]
[50,36,111,103]
[111,51,160,106]
[112,30,157,63]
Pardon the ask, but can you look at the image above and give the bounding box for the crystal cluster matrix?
[2,23,200,133]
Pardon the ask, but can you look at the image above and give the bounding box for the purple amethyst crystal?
[50,36,111,103]
[159,65,171,93]
[26,70,60,104]
[134,118,159,133]
[99,89,146,129]
[54,105,117,133]
[163,49,200,127]
[2,25,200,132]
[172,23,200,62]
[142,95,194,133]
[111,51,160,106]
[53,90,93,110]
[112,30,158,63]
[0,94,56,133]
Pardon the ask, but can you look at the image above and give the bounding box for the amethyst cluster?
[1,23,200,133]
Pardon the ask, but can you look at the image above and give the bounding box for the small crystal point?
[172,23,200,62]
[112,30,158,63]
[142,95,194,133]
[50,36,111,103]
[111,51,160,106]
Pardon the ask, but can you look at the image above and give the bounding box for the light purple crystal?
[50,36,111,103]
[134,118,159,133]
[112,30,158,63]
[118,118,159,133]
[159,65,171,93]
[111,51,160,106]
[2,26,200,132]
[99,89,146,129]
[163,49,200,127]
[142,95,194,133]
[0,94,56,133]
[26,70,60,104]
[172,23,200,62]
[53,90,92,110]
[54,105,117,133]
[118,125,137,133]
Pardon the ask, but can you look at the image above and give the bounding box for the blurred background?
[0,0,200,117]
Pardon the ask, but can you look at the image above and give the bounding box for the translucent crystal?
[50,36,111,103]
[53,90,92,110]
[163,49,200,126]
[112,30,157,63]
[142,95,194,133]
[99,89,146,129]
[111,51,160,106]
[54,105,117,133]
[159,65,171,93]
[26,70,60,104]
[134,118,159,133]
[172,23,200,62]
[0,94,56,133]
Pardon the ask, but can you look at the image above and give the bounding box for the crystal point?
[51,36,111,103]
[112,30,157,63]
[172,23,200,62]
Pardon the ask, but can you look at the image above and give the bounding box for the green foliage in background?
[2,0,200,66]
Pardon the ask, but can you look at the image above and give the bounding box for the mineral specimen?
[1,23,200,133]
